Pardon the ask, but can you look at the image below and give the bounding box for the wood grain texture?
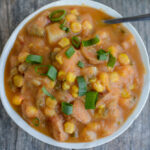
[0,0,150,150]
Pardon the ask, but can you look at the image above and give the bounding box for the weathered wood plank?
[0,0,150,150]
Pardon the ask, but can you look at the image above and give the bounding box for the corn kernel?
[55,55,63,65]
[49,80,56,89]
[129,84,135,90]
[121,89,130,98]
[18,52,29,63]
[28,43,33,49]
[66,14,77,22]
[98,72,109,87]
[86,122,99,131]
[71,21,82,33]
[97,105,105,115]
[64,122,75,134]
[108,46,117,57]
[46,97,57,109]
[58,37,70,48]
[12,95,23,105]
[110,72,119,83]
[92,81,105,93]
[71,85,79,98]
[13,75,24,87]
[26,106,38,118]
[82,20,93,31]
[89,78,97,83]
[44,107,56,117]
[71,9,79,15]
[62,81,70,90]
[66,72,76,83]
[118,53,130,65]
[58,71,66,80]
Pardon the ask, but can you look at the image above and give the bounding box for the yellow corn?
[89,78,97,83]
[71,85,79,98]
[71,21,82,33]
[28,43,33,49]
[71,9,79,15]
[18,52,29,63]
[55,55,63,65]
[92,80,105,93]
[46,97,57,109]
[26,106,38,118]
[64,121,75,134]
[86,122,99,131]
[13,75,24,87]
[121,89,130,98]
[49,80,56,89]
[110,72,119,83]
[58,71,66,80]
[62,81,70,90]
[129,84,135,90]
[66,72,76,83]
[58,37,70,48]
[44,107,56,117]
[97,105,105,115]
[108,46,117,57]
[12,95,23,105]
[118,53,130,65]
[66,14,76,22]
[82,20,93,31]
[98,72,109,87]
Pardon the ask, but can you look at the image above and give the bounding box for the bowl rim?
[0,0,150,149]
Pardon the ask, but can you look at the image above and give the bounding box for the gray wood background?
[0,0,150,150]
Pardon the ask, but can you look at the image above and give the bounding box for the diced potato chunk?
[66,14,77,23]
[26,106,38,118]
[46,97,57,109]
[64,121,75,134]
[44,107,56,117]
[46,23,66,45]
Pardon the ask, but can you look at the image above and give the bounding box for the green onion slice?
[61,102,73,115]
[97,49,109,61]
[26,55,43,64]
[60,20,70,32]
[82,35,100,47]
[71,36,81,49]
[77,76,87,96]
[42,86,55,100]
[35,65,50,75]
[85,91,98,109]
[77,61,84,68]
[32,117,40,126]
[107,53,116,68]
[49,9,66,22]
[46,65,57,81]
[65,46,75,58]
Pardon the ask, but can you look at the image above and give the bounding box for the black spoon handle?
[104,13,150,24]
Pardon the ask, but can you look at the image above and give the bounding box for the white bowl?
[0,0,150,149]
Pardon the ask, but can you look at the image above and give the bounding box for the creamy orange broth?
[5,6,145,142]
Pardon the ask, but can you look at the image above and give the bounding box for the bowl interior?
[0,0,150,149]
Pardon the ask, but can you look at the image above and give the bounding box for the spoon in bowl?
[104,13,150,24]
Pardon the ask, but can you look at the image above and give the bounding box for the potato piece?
[46,23,66,45]
[73,100,91,124]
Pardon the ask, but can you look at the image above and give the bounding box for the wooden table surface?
[0,0,150,150]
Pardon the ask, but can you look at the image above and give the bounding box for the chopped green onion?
[65,46,75,58]
[60,20,70,32]
[107,53,116,68]
[82,35,100,47]
[49,9,66,22]
[47,65,57,81]
[61,102,73,115]
[77,61,84,68]
[42,86,55,100]
[32,117,40,126]
[71,36,81,49]
[26,55,43,64]
[77,76,87,96]
[97,49,109,61]
[85,91,98,109]
[35,65,50,75]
